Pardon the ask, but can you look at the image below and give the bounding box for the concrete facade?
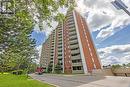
[40,10,101,74]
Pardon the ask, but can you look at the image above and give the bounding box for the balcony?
[72,62,82,66]
[58,31,62,34]
[58,49,62,52]
[69,28,76,32]
[52,42,55,44]
[51,51,54,54]
[58,35,62,38]
[58,52,62,56]
[69,36,77,41]
[67,15,73,19]
[50,58,53,60]
[67,13,73,16]
[58,42,62,45]
[72,70,84,74]
[69,39,78,45]
[58,57,62,60]
[70,45,79,50]
[68,24,75,29]
[50,61,53,64]
[67,18,75,24]
[50,48,54,51]
[51,48,54,50]
[69,31,77,36]
[71,55,81,60]
[58,45,62,48]
[57,25,62,28]
[71,49,80,55]
[50,54,53,57]
[58,29,62,32]
[68,20,75,25]
[58,38,62,41]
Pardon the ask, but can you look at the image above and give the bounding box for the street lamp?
[111,0,130,16]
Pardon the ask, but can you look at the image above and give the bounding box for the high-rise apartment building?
[40,10,102,74]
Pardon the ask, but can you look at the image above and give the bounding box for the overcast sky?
[31,0,130,66]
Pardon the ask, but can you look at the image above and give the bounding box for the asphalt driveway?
[29,74,105,87]
[30,74,130,87]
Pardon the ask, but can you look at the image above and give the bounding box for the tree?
[2,0,75,29]
[54,62,62,74]
[111,64,122,71]
[30,0,75,29]
[47,63,53,73]
[122,64,126,68]
[0,0,74,73]
[0,11,35,73]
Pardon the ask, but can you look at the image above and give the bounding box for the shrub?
[12,71,17,75]
[12,70,23,75]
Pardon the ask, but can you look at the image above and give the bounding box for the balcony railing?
[69,39,78,44]
[69,36,77,41]
[69,31,76,36]
[70,45,79,50]
[72,62,82,66]
[69,28,76,32]
[68,24,75,29]
[71,49,80,55]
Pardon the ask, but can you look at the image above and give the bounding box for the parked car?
[35,67,44,75]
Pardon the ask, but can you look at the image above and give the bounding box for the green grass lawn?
[0,74,54,87]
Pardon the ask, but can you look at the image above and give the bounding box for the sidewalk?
[77,76,130,87]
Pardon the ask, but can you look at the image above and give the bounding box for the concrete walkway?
[29,74,130,87]
[78,76,130,87]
